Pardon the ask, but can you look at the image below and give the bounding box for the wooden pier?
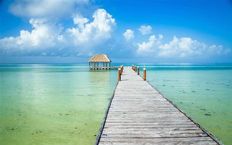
[96,67,220,145]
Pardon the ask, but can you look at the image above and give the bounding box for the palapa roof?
[89,54,111,62]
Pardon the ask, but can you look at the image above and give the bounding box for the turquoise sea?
[143,64,232,145]
[0,64,117,145]
[0,64,232,145]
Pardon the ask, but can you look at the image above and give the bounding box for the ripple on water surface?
[0,64,117,145]
[147,67,232,145]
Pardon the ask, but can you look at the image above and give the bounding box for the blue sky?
[0,0,232,63]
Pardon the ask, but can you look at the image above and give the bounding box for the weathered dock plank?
[97,67,220,145]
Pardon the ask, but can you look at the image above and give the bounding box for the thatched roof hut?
[89,54,111,70]
[89,54,111,63]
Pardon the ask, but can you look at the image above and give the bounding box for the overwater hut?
[89,54,111,70]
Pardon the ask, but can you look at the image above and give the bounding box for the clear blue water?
[0,64,117,145]
[0,63,232,145]
[139,64,232,145]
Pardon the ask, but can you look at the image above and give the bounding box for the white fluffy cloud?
[137,35,163,53]
[139,25,152,35]
[10,0,89,18]
[159,36,201,57]
[73,14,89,26]
[137,35,230,57]
[0,19,62,51]
[67,9,115,46]
[123,29,134,41]
[0,9,115,55]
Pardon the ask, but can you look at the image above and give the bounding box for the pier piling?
[143,68,146,81]
[137,67,140,75]
[118,68,121,81]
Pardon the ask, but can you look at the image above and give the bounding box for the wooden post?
[118,68,121,81]
[120,65,123,75]
[132,65,136,71]
[119,66,122,75]
[137,67,140,75]
[143,68,146,81]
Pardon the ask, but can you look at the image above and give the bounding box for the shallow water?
[144,66,232,145]
[0,64,117,145]
[1,64,232,145]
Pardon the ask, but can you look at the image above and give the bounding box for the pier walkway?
[97,67,219,145]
